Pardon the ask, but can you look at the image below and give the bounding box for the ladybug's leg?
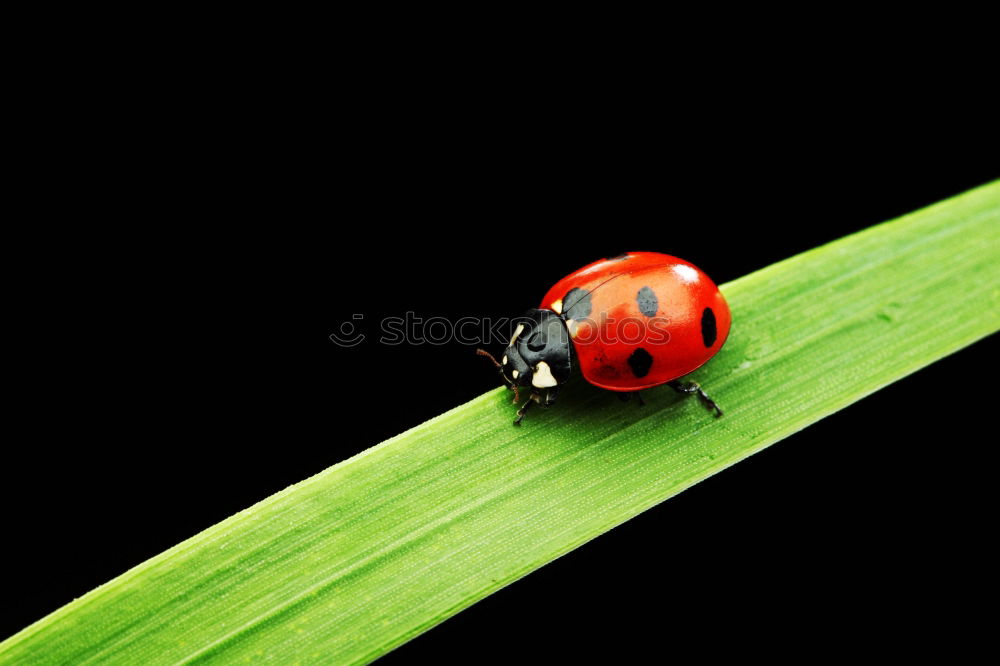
[543,386,560,406]
[513,396,534,425]
[514,392,549,425]
[668,380,723,418]
[616,391,646,407]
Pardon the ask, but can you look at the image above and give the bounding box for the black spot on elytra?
[636,286,658,317]
[563,287,592,320]
[701,307,717,347]
[627,348,654,378]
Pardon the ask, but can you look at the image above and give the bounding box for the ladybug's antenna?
[476,348,502,369]
[477,348,516,394]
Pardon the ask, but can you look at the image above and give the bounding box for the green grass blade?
[3,182,998,665]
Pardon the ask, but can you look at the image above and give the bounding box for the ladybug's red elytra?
[478,252,731,425]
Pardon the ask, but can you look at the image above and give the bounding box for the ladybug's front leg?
[668,380,723,417]
[514,390,554,426]
[513,395,535,425]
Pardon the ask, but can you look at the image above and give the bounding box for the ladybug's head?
[499,309,572,391]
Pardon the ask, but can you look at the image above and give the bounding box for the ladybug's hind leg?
[668,380,722,418]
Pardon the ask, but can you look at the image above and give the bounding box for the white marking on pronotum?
[502,355,508,365]
[565,319,579,339]
[509,323,525,346]
[673,264,699,284]
[550,299,563,315]
[512,370,519,379]
[532,361,558,388]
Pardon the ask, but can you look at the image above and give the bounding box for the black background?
[3,97,996,662]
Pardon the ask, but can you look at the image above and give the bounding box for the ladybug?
[478,252,731,425]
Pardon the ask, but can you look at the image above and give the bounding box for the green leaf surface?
[3,182,998,665]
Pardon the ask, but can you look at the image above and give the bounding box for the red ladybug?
[479,252,731,424]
